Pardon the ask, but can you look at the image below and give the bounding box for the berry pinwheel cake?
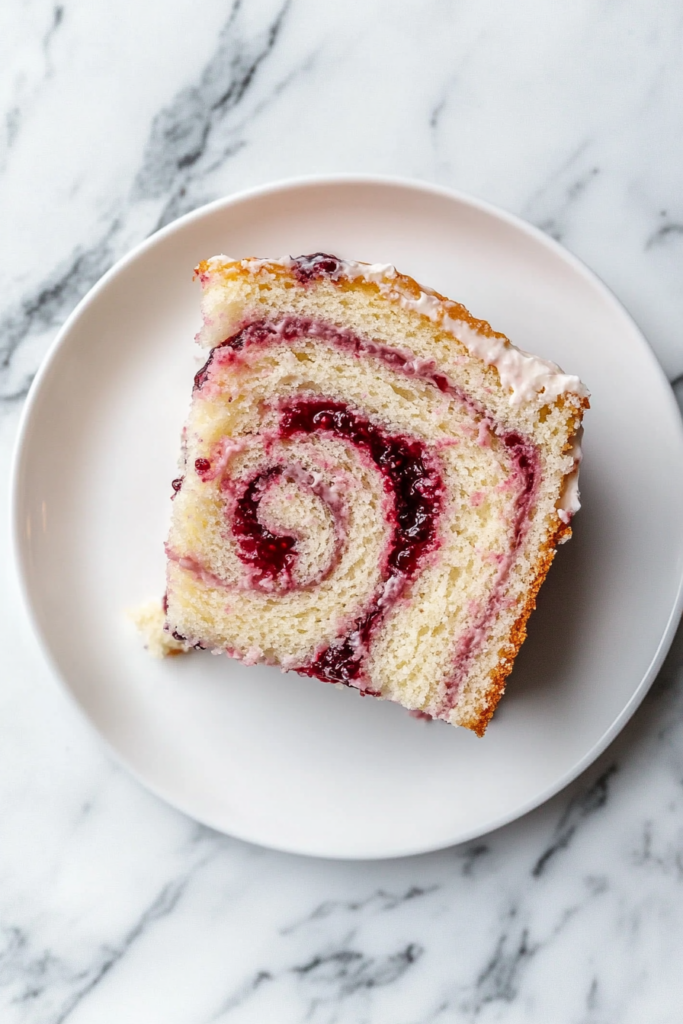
[152,253,588,735]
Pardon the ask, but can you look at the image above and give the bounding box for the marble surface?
[2,1,683,1020]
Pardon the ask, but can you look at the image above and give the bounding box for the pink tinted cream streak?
[437,439,539,716]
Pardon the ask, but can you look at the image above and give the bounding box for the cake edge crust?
[195,253,590,412]
[457,518,569,736]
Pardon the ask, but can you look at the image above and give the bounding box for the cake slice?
[162,253,588,735]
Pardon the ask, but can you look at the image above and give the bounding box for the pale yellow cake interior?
[163,258,586,733]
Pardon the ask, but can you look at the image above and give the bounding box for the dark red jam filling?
[289,253,344,284]
[171,476,184,496]
[194,359,213,390]
[279,401,441,576]
[502,432,538,547]
[232,467,298,589]
[276,400,442,686]
[194,316,477,411]
[193,313,540,703]
[194,319,310,388]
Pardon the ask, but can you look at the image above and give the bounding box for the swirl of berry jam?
[223,399,443,685]
[232,467,298,590]
[278,400,443,685]
[190,315,540,700]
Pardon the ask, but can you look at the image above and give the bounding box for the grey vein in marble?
[211,940,424,1023]
[3,2,683,1022]
[281,885,440,935]
[50,879,187,1024]
[0,220,120,402]
[0,0,302,405]
[646,215,683,250]
[532,764,618,878]
[133,0,294,230]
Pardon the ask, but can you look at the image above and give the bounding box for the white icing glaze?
[441,319,586,406]
[202,254,588,408]
[333,260,589,406]
[337,260,398,284]
[557,427,584,528]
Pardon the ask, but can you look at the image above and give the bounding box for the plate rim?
[10,173,683,859]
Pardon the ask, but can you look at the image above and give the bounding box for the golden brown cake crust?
[195,256,519,366]
[463,522,570,736]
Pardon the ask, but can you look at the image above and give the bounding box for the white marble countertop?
[2,2,683,1021]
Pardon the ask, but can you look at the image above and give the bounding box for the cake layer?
[163,254,588,733]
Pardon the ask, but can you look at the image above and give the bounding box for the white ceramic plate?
[12,177,683,859]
